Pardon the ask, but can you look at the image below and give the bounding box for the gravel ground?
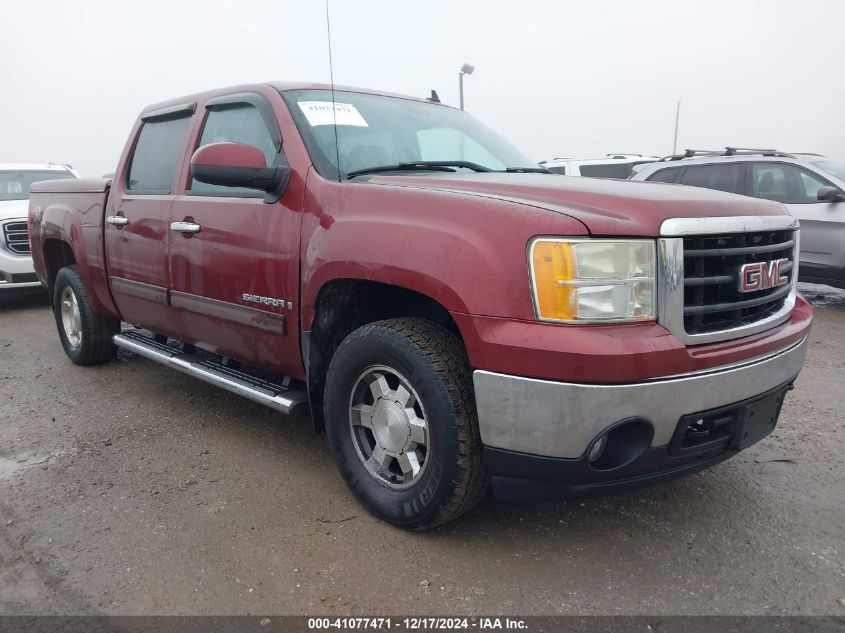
[1,286,843,615]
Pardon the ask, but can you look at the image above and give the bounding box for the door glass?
[679,163,744,194]
[578,163,634,178]
[191,104,277,195]
[646,167,681,184]
[752,163,829,203]
[127,115,192,193]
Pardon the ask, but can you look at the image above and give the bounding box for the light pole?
[672,100,681,155]
[459,63,474,110]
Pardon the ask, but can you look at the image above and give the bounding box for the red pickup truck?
[28,82,812,529]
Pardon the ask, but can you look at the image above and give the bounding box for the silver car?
[632,149,845,289]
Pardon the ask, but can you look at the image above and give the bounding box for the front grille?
[2,220,30,255]
[682,229,795,335]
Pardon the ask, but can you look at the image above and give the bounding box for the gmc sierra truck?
[28,82,812,529]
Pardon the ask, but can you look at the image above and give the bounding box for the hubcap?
[348,365,430,490]
[60,286,82,348]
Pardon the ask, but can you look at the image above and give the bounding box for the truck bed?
[28,178,117,317]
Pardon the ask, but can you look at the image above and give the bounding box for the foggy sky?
[2,0,842,177]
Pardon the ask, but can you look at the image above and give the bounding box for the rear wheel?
[52,265,119,365]
[324,318,488,530]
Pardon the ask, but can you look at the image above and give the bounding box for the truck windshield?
[0,170,76,201]
[282,89,536,180]
[813,160,845,181]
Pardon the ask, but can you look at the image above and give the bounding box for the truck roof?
[139,81,450,118]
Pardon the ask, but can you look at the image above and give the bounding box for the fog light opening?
[589,418,654,472]
[588,434,608,463]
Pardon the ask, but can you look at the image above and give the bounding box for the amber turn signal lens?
[531,240,577,320]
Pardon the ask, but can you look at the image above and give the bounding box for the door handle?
[106,215,129,227]
[171,221,201,234]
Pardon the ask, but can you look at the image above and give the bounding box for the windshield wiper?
[503,166,553,174]
[346,161,493,179]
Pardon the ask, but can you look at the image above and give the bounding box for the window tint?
[126,115,192,193]
[646,167,681,184]
[679,163,744,194]
[547,166,566,175]
[751,163,829,204]
[579,163,633,179]
[191,104,277,195]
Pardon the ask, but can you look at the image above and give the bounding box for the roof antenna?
[428,90,441,103]
[325,0,342,182]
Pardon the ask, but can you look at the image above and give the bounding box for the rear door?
[167,91,303,377]
[104,105,194,336]
[750,162,845,271]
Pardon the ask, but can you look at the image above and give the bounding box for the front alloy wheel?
[349,365,430,490]
[324,318,489,530]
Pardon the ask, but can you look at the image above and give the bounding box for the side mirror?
[817,185,845,202]
[190,142,289,202]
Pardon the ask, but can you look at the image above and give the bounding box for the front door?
[168,92,303,377]
[104,107,194,337]
[750,162,845,272]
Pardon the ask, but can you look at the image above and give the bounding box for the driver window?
[752,163,828,204]
[191,103,276,195]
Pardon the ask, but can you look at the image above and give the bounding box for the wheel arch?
[304,278,465,432]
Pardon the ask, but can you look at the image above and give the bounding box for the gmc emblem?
[738,258,789,293]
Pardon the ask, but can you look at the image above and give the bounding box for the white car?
[1,164,79,297]
[540,154,659,178]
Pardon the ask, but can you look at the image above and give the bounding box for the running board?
[113,331,309,416]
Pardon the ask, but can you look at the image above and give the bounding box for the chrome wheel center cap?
[371,399,409,453]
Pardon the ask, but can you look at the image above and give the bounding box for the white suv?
[541,154,659,178]
[631,149,845,289]
[1,164,79,297]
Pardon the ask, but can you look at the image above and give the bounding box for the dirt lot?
[1,287,844,616]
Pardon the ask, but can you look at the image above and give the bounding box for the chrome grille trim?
[2,219,31,255]
[658,216,800,345]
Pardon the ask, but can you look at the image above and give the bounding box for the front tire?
[52,265,119,366]
[324,318,488,530]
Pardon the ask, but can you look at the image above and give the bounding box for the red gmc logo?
[738,258,789,293]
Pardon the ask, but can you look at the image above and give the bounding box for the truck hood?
[367,173,788,235]
[0,199,30,222]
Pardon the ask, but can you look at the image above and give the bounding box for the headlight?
[529,238,656,323]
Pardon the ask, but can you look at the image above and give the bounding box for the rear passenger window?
[646,167,681,184]
[579,163,632,179]
[680,163,744,194]
[126,115,192,193]
[547,166,566,175]
[191,104,277,195]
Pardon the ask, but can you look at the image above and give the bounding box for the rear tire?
[52,265,119,365]
[324,318,489,530]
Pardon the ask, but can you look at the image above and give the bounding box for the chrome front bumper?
[472,336,809,459]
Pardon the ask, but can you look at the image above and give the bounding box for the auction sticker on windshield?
[298,101,368,127]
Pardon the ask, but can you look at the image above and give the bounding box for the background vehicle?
[541,154,658,178]
[632,148,845,289]
[28,84,811,529]
[1,163,78,298]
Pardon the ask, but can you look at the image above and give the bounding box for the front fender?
[299,175,588,330]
